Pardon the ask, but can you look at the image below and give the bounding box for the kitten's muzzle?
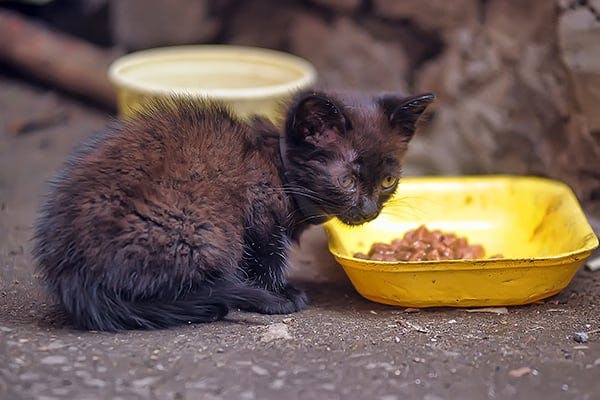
[342,201,380,225]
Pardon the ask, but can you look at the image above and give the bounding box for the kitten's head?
[283,90,434,225]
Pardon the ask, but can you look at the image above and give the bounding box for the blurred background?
[1,0,599,227]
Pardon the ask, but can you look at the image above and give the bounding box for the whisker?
[295,213,332,226]
[282,186,340,207]
[380,209,423,220]
[380,204,429,220]
[386,195,445,208]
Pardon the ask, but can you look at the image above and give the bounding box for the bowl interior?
[325,176,598,263]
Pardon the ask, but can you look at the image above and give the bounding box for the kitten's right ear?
[286,92,348,147]
[379,93,435,139]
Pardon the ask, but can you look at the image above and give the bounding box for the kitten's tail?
[58,279,288,331]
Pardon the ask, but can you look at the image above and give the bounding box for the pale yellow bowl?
[107,45,317,121]
[324,175,599,308]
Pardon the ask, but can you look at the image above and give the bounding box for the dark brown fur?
[33,90,434,331]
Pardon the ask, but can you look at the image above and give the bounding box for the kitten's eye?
[381,176,398,190]
[338,175,356,190]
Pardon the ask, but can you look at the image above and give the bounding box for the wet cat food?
[354,225,500,261]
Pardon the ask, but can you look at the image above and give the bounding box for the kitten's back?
[33,98,281,330]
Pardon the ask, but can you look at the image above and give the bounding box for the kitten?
[33,90,434,331]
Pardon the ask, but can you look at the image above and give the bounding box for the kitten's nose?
[360,199,379,220]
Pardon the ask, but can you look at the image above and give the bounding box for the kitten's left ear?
[379,93,435,139]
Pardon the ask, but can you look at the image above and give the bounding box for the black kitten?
[33,90,434,331]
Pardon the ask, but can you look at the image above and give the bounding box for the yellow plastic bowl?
[107,45,317,121]
[324,175,599,308]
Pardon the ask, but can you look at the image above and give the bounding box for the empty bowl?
[108,45,317,121]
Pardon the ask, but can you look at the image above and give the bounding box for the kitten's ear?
[379,93,435,140]
[286,92,349,147]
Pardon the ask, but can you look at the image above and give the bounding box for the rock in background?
[110,0,225,49]
[3,0,598,219]
[408,0,600,221]
[557,0,600,219]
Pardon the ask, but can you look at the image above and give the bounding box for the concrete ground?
[0,74,598,400]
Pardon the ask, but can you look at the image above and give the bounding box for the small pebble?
[321,383,336,391]
[132,376,159,388]
[47,340,65,350]
[251,365,269,376]
[84,377,107,388]
[270,379,285,390]
[465,307,508,315]
[585,256,600,271]
[508,367,532,377]
[573,332,589,343]
[41,355,68,365]
[260,323,292,342]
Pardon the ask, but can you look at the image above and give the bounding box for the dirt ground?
[0,74,598,400]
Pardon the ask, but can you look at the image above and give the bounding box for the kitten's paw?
[258,284,308,314]
[239,284,308,315]
[281,284,308,311]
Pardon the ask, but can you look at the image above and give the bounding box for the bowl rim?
[107,45,317,100]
